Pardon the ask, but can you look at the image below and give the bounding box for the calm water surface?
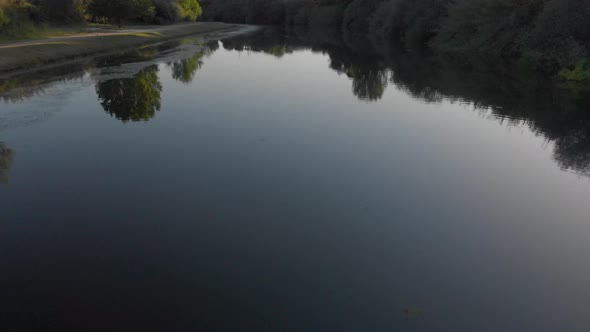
[1,28,590,331]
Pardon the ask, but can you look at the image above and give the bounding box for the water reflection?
[96,66,162,122]
[1,29,590,332]
[1,28,590,175]
[0,143,14,184]
[220,28,590,176]
[168,51,205,83]
[0,64,87,103]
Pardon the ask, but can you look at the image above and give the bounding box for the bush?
[152,0,180,24]
[559,61,590,81]
[0,7,10,26]
[88,0,155,25]
[30,0,88,23]
[178,0,201,21]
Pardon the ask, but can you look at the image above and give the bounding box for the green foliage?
[559,62,590,81]
[178,0,201,21]
[200,0,590,76]
[29,0,89,23]
[0,4,43,40]
[88,0,155,25]
[0,7,10,26]
[150,0,202,23]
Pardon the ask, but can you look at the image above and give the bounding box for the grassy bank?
[0,23,121,43]
[0,22,240,73]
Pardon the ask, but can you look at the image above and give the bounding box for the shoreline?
[0,23,256,75]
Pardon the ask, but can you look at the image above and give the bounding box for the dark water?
[1,28,590,331]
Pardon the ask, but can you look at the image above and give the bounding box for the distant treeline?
[200,0,590,78]
[0,0,202,31]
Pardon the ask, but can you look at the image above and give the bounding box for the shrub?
[0,7,10,26]
[89,0,155,25]
[30,0,88,23]
[178,0,201,21]
[152,0,180,23]
[559,61,590,81]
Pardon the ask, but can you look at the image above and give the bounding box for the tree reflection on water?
[221,28,590,177]
[0,143,14,184]
[1,28,590,176]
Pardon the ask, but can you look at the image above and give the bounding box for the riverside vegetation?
[200,0,590,80]
[1,0,588,80]
[0,0,202,39]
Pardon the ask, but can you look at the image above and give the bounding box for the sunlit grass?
[0,22,238,73]
[129,32,161,38]
[0,25,87,43]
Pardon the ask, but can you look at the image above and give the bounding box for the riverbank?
[0,22,249,74]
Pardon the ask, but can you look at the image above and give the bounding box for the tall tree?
[88,0,155,25]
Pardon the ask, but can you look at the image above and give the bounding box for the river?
[1,27,590,331]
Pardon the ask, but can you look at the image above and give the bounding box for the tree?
[527,0,590,69]
[30,0,89,23]
[0,7,10,26]
[178,0,201,21]
[96,66,162,122]
[88,0,155,25]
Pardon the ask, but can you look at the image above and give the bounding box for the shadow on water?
[0,143,14,184]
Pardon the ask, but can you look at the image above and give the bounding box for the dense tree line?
[0,0,202,31]
[200,0,590,77]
